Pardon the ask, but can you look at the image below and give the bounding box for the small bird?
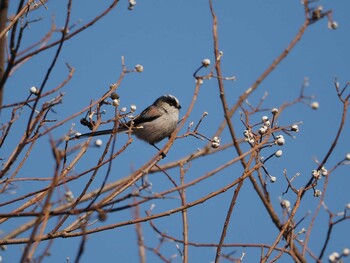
[73,94,181,156]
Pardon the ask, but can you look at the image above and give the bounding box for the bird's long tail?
[71,128,116,140]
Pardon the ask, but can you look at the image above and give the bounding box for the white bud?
[243,130,250,138]
[112,99,120,106]
[259,126,268,135]
[314,189,322,197]
[211,142,220,148]
[64,191,74,202]
[30,86,39,95]
[291,124,299,132]
[321,166,328,176]
[203,111,208,116]
[95,139,103,147]
[280,199,290,209]
[211,136,220,148]
[128,1,136,10]
[202,59,211,67]
[130,104,137,112]
[328,254,337,262]
[247,138,255,145]
[75,132,82,137]
[329,252,340,262]
[275,150,283,157]
[129,0,136,6]
[312,169,322,180]
[219,51,224,56]
[346,153,350,160]
[262,116,269,122]
[343,248,350,256]
[335,81,340,89]
[271,108,279,115]
[134,64,144,72]
[298,228,306,234]
[109,83,117,89]
[270,176,277,183]
[120,107,127,112]
[310,101,319,110]
[275,135,285,146]
[196,78,203,85]
[328,21,338,30]
[212,136,220,143]
[346,203,350,210]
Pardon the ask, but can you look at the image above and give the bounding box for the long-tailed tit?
[73,95,181,155]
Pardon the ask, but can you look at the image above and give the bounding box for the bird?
[72,94,181,156]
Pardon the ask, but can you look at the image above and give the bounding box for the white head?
[153,94,181,110]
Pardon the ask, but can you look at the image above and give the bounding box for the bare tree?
[0,1,349,262]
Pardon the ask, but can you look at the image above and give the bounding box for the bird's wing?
[132,105,162,126]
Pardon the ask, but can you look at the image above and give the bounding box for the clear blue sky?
[2,1,350,262]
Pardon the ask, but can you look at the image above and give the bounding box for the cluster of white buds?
[312,167,328,180]
[258,125,268,135]
[211,136,220,148]
[328,252,340,263]
[275,135,285,146]
[202,59,211,67]
[329,248,350,262]
[243,129,255,146]
[258,115,271,136]
[262,115,271,127]
[110,92,120,107]
[321,166,328,176]
[134,64,144,72]
[312,169,321,180]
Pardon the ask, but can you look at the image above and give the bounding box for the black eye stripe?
[165,95,181,108]
[153,95,181,109]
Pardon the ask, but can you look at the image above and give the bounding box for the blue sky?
[1,1,350,262]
